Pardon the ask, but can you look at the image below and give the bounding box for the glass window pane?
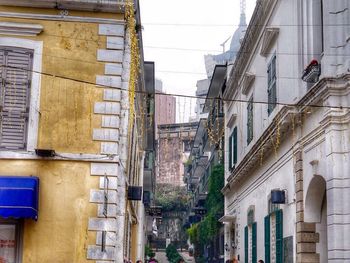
[0,224,16,263]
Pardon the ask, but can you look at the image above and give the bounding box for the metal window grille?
[103,174,109,217]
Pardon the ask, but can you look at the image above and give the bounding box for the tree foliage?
[187,164,224,261]
[155,183,189,212]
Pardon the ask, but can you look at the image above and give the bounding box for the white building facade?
[222,0,350,263]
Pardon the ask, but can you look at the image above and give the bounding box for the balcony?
[0,0,125,13]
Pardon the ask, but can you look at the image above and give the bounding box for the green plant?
[187,164,224,263]
[145,244,155,258]
[155,184,189,212]
[166,244,183,263]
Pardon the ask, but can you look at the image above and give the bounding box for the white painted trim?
[0,22,43,36]
[0,37,42,152]
[0,151,119,162]
[0,12,124,25]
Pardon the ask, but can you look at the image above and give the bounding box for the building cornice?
[0,0,124,13]
[223,75,350,192]
[0,11,124,24]
[224,0,278,100]
[223,106,296,194]
[0,21,43,36]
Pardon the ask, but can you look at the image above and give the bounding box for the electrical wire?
[25,32,350,57]
[1,64,349,110]
[142,22,350,27]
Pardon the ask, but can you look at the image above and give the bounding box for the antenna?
[220,36,231,53]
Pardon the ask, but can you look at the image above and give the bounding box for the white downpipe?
[137,151,146,261]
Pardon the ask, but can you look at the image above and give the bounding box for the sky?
[140,0,256,122]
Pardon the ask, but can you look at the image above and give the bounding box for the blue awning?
[0,176,39,220]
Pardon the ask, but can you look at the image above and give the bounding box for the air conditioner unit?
[271,189,286,204]
[128,186,143,201]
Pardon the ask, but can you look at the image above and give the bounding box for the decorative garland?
[125,0,140,134]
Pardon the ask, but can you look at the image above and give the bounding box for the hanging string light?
[125,0,140,137]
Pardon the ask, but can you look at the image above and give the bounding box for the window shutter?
[233,127,237,165]
[264,215,271,263]
[229,133,232,170]
[0,48,32,150]
[244,226,248,263]
[252,222,257,263]
[247,98,253,144]
[276,209,283,263]
[267,55,277,115]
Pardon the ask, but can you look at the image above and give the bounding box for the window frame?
[228,126,237,171]
[0,47,33,151]
[247,96,253,144]
[267,54,277,115]
[0,219,23,263]
[0,38,43,153]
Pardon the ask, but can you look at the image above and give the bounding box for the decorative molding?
[0,22,43,36]
[0,37,42,152]
[241,72,255,95]
[260,27,279,57]
[0,151,118,162]
[0,0,124,14]
[226,113,237,128]
[0,11,124,25]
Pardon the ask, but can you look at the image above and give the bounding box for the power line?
[30,32,350,57]
[1,64,349,110]
[142,22,350,27]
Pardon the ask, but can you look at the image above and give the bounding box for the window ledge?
[241,72,255,95]
[0,22,43,36]
[260,27,279,57]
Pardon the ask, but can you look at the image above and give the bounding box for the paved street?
[155,251,169,263]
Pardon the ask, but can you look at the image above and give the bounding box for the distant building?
[204,8,247,78]
[193,79,210,121]
[156,122,197,186]
[154,79,176,137]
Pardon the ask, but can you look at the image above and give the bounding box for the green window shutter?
[264,215,271,263]
[247,98,253,144]
[252,222,257,263]
[276,209,283,263]
[233,126,237,165]
[229,133,232,169]
[244,226,248,263]
[267,55,277,115]
[0,48,32,150]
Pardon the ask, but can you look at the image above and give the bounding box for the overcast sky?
[140,0,256,122]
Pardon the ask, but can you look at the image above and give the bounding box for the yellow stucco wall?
[0,6,125,262]
[0,6,124,153]
[0,160,98,263]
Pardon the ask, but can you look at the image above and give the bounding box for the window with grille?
[267,55,277,115]
[247,97,253,144]
[0,47,33,150]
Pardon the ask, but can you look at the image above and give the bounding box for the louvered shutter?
[229,132,232,170]
[267,55,277,115]
[264,215,271,263]
[244,226,248,263]
[252,222,257,263]
[233,127,237,165]
[276,209,283,263]
[0,48,32,150]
